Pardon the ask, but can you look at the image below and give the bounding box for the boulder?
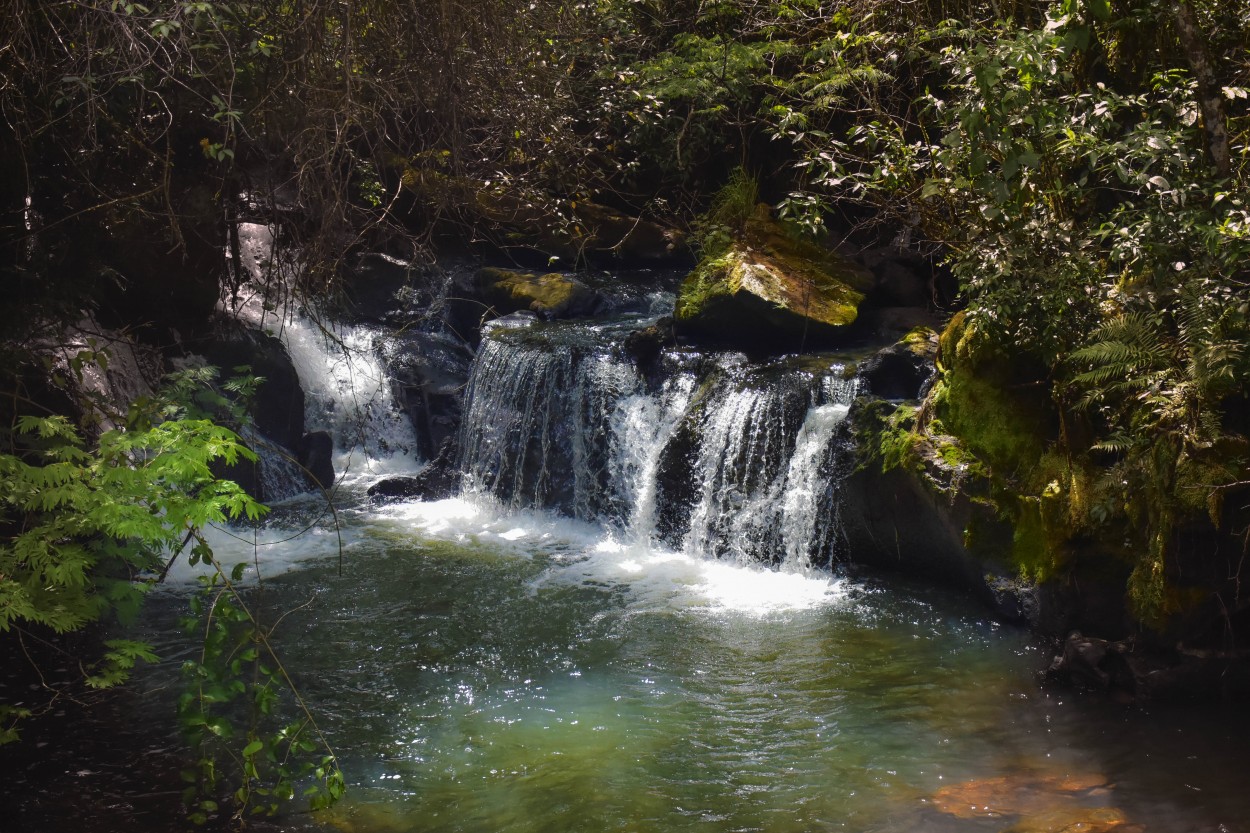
[297,430,335,491]
[195,324,306,450]
[856,328,938,401]
[673,205,875,352]
[384,330,475,459]
[473,267,600,320]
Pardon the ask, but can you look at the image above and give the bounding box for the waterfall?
[280,317,421,480]
[457,319,639,517]
[680,363,855,566]
[455,317,858,568]
[218,222,422,491]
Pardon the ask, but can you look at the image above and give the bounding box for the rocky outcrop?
[385,330,475,460]
[840,327,1250,701]
[838,396,1058,628]
[673,205,875,352]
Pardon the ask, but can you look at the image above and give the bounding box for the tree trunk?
[1172,1,1232,178]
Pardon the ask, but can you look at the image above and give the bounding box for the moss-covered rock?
[474,267,599,320]
[673,205,874,352]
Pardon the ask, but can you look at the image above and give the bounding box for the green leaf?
[1083,0,1111,22]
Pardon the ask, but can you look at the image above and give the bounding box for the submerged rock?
[673,205,874,352]
[1045,632,1250,702]
[929,771,1135,833]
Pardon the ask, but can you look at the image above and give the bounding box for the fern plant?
[1070,288,1250,624]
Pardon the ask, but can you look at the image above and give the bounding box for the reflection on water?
[3,497,1250,833]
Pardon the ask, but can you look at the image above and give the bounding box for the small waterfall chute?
[453,315,858,569]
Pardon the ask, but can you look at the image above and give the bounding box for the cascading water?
[455,315,857,568]
[280,316,421,478]
[13,262,1250,833]
[219,221,423,492]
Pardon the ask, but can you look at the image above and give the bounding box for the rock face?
[673,206,875,352]
[837,397,1056,628]
[385,330,475,459]
[196,325,305,451]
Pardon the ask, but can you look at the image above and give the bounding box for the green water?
[130,500,1248,833]
[8,499,1250,832]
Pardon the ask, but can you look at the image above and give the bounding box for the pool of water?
[5,496,1250,833]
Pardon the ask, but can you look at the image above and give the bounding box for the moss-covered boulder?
[474,267,600,320]
[673,205,874,352]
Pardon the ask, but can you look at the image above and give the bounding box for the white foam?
[159,514,355,585]
[374,496,847,617]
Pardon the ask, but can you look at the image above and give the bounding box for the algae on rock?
[673,204,873,352]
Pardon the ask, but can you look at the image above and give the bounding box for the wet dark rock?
[385,330,475,459]
[623,317,672,372]
[338,252,447,328]
[652,381,712,548]
[212,440,264,501]
[297,430,334,491]
[369,437,460,502]
[195,324,305,450]
[857,330,938,401]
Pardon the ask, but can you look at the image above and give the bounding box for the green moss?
[674,202,869,340]
[478,268,593,317]
[929,314,1056,479]
[674,250,739,321]
[854,400,923,473]
[901,326,938,357]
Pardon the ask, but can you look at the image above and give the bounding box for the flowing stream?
[4,294,1250,833]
